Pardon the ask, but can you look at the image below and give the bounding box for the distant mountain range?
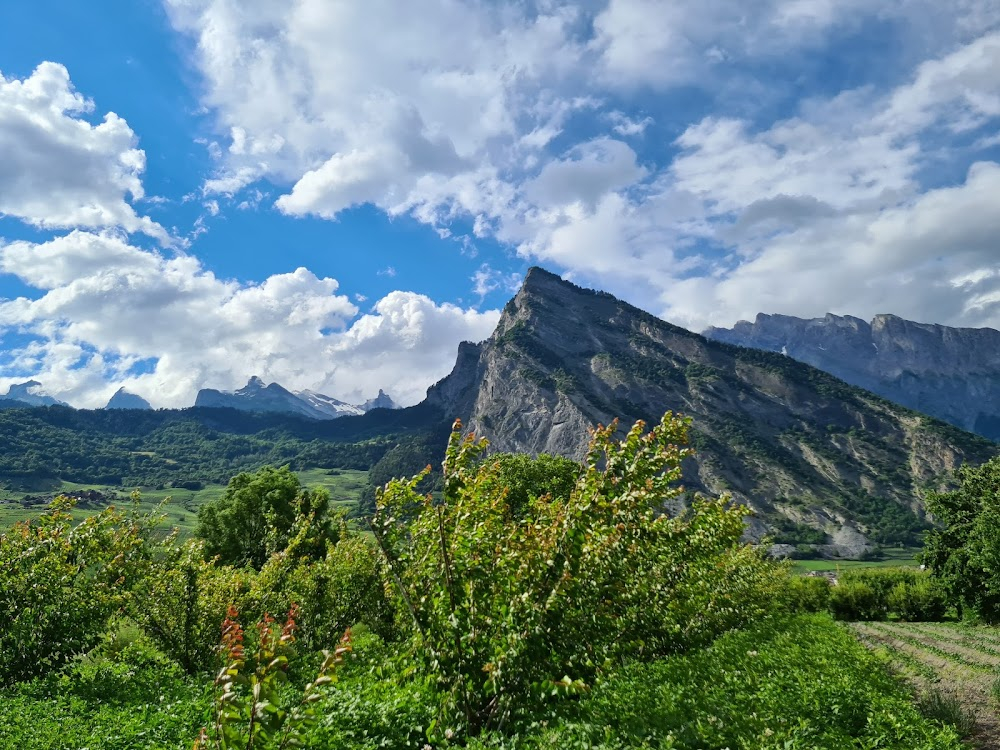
[194,376,398,419]
[0,376,398,421]
[704,313,1000,441]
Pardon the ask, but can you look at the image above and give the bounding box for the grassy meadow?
[791,546,922,574]
[0,468,367,534]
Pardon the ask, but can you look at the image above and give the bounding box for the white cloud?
[0,63,167,240]
[662,161,1000,330]
[0,232,498,408]
[471,264,522,299]
[165,0,587,224]
[498,29,1000,331]
[80,0,983,383]
[878,31,1000,134]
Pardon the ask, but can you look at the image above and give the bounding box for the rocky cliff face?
[426,268,995,549]
[704,313,1000,440]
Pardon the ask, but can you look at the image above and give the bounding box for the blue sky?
[0,0,998,408]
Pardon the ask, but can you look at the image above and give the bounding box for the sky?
[0,0,998,409]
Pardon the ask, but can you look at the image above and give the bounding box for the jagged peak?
[106,387,151,410]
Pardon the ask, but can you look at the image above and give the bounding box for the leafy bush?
[0,497,158,685]
[475,452,580,516]
[924,455,1000,622]
[372,413,785,736]
[0,634,211,748]
[826,568,947,622]
[783,575,831,612]
[129,537,254,674]
[197,466,339,569]
[245,522,398,656]
[887,579,948,622]
[829,580,884,621]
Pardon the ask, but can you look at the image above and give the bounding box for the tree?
[197,466,337,569]
[371,413,783,737]
[924,456,1000,621]
[476,451,580,517]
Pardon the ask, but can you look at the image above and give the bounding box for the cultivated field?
[852,621,1000,748]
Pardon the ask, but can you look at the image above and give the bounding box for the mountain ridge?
[704,312,1000,440]
[425,267,995,549]
[194,377,399,419]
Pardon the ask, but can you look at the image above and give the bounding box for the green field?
[0,468,368,535]
[791,546,922,574]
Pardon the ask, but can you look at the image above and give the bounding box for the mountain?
[0,268,994,555]
[0,381,67,407]
[703,313,1000,441]
[105,387,152,410]
[426,268,995,550]
[196,376,328,419]
[195,377,397,420]
[361,389,398,412]
[296,389,365,418]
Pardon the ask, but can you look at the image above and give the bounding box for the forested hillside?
[0,403,445,489]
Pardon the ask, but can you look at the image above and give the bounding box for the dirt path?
[850,622,1000,750]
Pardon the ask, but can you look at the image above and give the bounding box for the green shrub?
[0,497,159,685]
[129,538,254,674]
[829,580,884,621]
[0,636,211,748]
[783,575,831,612]
[466,614,964,749]
[372,413,786,736]
[192,605,350,750]
[197,465,339,570]
[887,579,948,622]
[245,523,398,656]
[832,568,947,622]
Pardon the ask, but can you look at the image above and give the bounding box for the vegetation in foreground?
[0,412,978,748]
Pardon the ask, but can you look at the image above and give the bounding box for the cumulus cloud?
[0,63,166,240]
[662,161,1000,330]
[164,0,586,224]
[507,29,1000,331]
[0,232,499,408]
[4,1,989,411]
[159,0,1000,333]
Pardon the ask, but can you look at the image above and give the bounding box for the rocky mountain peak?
[0,380,67,407]
[105,387,152,410]
[424,267,994,553]
[361,389,399,411]
[241,376,268,392]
